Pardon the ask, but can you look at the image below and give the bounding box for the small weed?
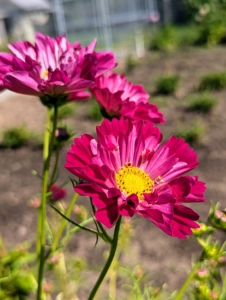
[198,72,226,91]
[2,126,32,148]
[149,24,199,51]
[149,25,177,51]
[188,94,217,113]
[58,103,76,119]
[88,101,103,121]
[176,125,202,144]
[155,75,179,95]
[125,54,139,73]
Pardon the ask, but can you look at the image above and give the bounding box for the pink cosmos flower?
[65,118,206,239]
[50,184,67,201]
[0,33,116,105]
[91,72,165,124]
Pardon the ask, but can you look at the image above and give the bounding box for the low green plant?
[149,25,177,51]
[155,75,179,95]
[0,238,36,299]
[125,54,139,73]
[149,24,200,51]
[176,125,202,144]
[198,72,226,91]
[88,101,103,121]
[58,103,76,119]
[188,94,217,113]
[2,126,32,148]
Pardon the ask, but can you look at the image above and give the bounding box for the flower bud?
[29,198,41,208]
[133,266,144,280]
[209,291,218,299]
[50,185,67,201]
[196,268,209,280]
[55,127,71,143]
[74,205,87,222]
[210,209,226,230]
[43,282,53,293]
[217,256,226,266]
[192,223,214,236]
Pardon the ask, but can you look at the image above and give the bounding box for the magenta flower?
[91,72,165,124]
[0,33,116,106]
[50,184,67,201]
[65,118,206,239]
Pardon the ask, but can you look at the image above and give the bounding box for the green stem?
[36,109,51,255]
[174,250,205,300]
[61,217,93,245]
[49,146,60,186]
[88,217,122,300]
[51,192,78,252]
[90,198,112,244]
[36,105,58,300]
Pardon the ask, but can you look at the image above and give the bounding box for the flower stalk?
[36,104,58,300]
[175,250,205,300]
[88,216,122,300]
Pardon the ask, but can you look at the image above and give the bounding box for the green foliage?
[149,24,200,51]
[176,125,202,144]
[198,72,226,91]
[184,0,226,46]
[0,239,36,299]
[2,126,32,148]
[58,103,76,119]
[125,54,139,73]
[149,25,177,51]
[122,266,162,300]
[88,101,103,121]
[155,75,179,95]
[188,94,217,113]
[197,21,226,46]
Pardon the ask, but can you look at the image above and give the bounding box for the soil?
[0,46,226,298]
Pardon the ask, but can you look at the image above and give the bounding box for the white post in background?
[131,0,145,58]
[98,0,113,50]
[52,0,67,35]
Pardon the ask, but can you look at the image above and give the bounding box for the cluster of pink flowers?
[0,33,116,105]
[0,33,206,239]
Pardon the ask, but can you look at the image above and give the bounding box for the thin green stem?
[51,192,78,252]
[90,197,112,244]
[36,108,51,255]
[50,204,105,238]
[88,217,122,300]
[36,105,58,300]
[61,217,93,245]
[174,250,205,300]
[49,146,60,186]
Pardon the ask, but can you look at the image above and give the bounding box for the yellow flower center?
[115,163,154,200]
[41,69,49,79]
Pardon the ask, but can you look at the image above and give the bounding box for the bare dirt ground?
[0,46,226,297]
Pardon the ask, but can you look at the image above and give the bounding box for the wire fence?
[50,0,186,54]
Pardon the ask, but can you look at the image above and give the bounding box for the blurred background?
[0,0,208,54]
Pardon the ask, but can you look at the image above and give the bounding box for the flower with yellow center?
[115,163,154,201]
[66,118,205,237]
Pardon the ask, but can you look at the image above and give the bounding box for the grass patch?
[58,103,76,119]
[155,75,179,95]
[88,101,103,121]
[176,125,202,144]
[198,72,226,91]
[188,94,217,113]
[2,126,32,148]
[149,24,200,51]
[125,54,139,73]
